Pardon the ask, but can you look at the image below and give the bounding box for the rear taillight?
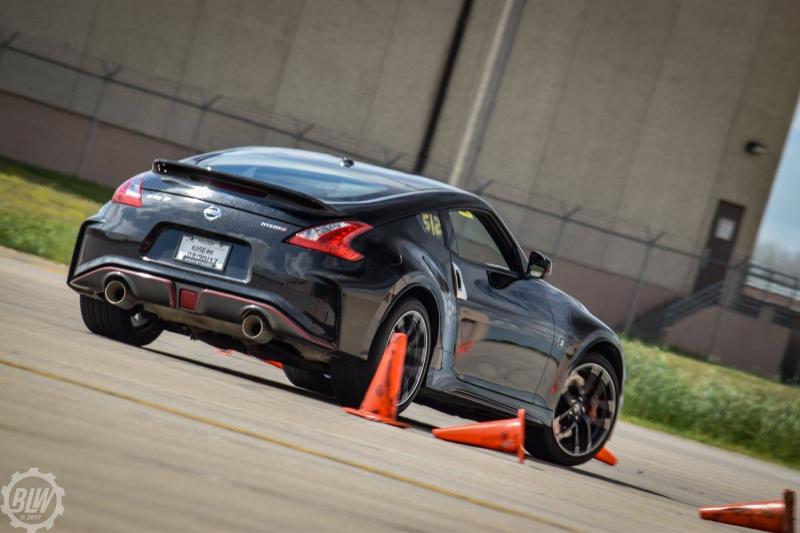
[287,221,372,261]
[111,175,144,207]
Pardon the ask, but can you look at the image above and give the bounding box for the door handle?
[452,262,468,301]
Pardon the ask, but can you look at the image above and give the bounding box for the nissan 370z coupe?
[67,147,623,466]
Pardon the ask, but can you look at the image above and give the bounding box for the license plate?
[175,235,231,272]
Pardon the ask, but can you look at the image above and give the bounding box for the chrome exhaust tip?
[242,313,272,343]
[104,279,134,309]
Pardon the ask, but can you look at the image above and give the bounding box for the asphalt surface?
[0,246,797,532]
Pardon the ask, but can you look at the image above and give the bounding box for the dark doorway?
[781,330,800,384]
[694,200,745,292]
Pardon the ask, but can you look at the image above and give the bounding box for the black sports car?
[67,147,623,466]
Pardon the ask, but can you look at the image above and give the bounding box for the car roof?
[191,146,475,202]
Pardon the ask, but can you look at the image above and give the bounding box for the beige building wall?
[0,0,461,162]
[0,93,191,187]
[2,0,800,311]
[446,0,800,269]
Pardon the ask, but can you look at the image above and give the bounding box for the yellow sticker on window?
[457,210,474,219]
[421,212,432,233]
[431,215,442,237]
[420,212,443,238]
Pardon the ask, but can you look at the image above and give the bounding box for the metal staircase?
[662,281,724,326]
[628,282,723,342]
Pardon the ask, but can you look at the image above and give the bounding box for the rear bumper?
[68,210,345,351]
[71,204,342,334]
[69,265,335,351]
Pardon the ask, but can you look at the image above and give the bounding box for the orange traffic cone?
[432,409,526,463]
[342,333,409,428]
[699,489,795,533]
[594,447,618,466]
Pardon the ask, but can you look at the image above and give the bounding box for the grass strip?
[0,158,108,263]
[621,339,799,469]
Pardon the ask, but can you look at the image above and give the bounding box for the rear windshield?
[193,152,415,202]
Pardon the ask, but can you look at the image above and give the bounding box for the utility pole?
[449,0,524,188]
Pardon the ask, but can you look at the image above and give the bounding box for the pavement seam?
[0,357,579,531]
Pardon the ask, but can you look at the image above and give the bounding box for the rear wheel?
[283,365,333,396]
[80,295,163,347]
[330,298,431,413]
[526,353,619,466]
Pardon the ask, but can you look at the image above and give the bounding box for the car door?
[444,208,555,404]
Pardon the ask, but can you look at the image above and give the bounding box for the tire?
[283,365,333,396]
[526,352,620,466]
[330,297,432,413]
[80,295,163,347]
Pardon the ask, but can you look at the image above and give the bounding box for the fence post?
[76,64,122,178]
[551,206,580,260]
[623,231,664,335]
[189,94,220,151]
[0,32,19,82]
[292,123,314,149]
[469,179,494,194]
[706,262,740,361]
[387,153,404,168]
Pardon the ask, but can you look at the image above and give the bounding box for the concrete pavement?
[0,247,796,532]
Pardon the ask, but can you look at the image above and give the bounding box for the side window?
[447,210,511,270]
[418,211,445,244]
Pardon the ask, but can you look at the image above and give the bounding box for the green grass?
[0,156,798,468]
[620,339,800,469]
[0,157,110,263]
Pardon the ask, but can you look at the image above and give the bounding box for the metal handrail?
[663,282,723,325]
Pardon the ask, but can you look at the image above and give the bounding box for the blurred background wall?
[1,0,800,377]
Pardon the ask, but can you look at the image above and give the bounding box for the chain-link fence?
[1,27,798,382]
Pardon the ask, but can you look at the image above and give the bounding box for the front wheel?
[526,353,619,466]
[330,298,432,413]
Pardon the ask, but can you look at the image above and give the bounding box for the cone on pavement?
[432,408,526,463]
[699,489,795,533]
[594,447,618,466]
[342,332,409,428]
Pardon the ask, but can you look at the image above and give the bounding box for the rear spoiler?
[152,159,343,215]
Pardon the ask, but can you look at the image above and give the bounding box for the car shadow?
[532,458,681,502]
[142,347,446,433]
[142,347,341,406]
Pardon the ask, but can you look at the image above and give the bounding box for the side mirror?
[527,251,552,279]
